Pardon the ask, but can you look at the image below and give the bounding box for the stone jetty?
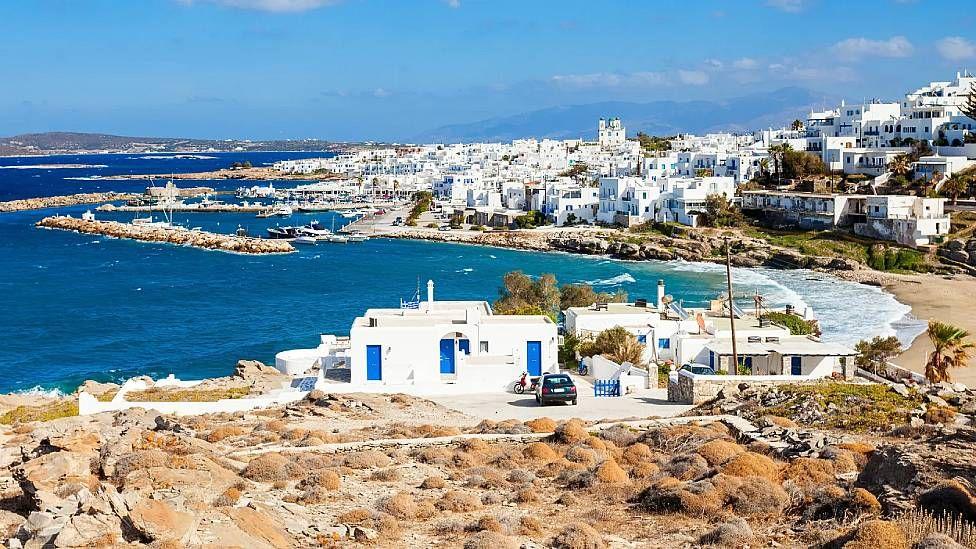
[0,192,138,213]
[36,215,295,254]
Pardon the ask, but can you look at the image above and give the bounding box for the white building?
[277,281,558,394]
[853,195,950,246]
[598,117,626,150]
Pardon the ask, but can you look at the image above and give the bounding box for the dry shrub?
[597,425,639,448]
[523,442,558,462]
[915,533,969,548]
[515,488,539,503]
[584,436,607,452]
[413,423,463,438]
[452,450,480,469]
[213,486,241,507]
[413,446,452,465]
[782,457,835,487]
[630,461,660,480]
[594,459,629,485]
[764,415,798,428]
[284,428,308,441]
[565,446,598,466]
[437,490,482,512]
[918,481,976,522]
[378,492,418,520]
[552,419,589,445]
[636,475,734,516]
[435,518,467,536]
[344,450,392,469]
[338,508,370,523]
[298,486,332,505]
[376,513,400,537]
[112,449,169,483]
[700,517,754,547]
[370,467,402,482]
[640,424,720,454]
[720,452,780,482]
[300,469,341,491]
[843,520,909,549]
[729,476,788,517]
[519,515,542,536]
[271,480,289,490]
[551,522,606,549]
[925,405,957,425]
[525,417,557,433]
[696,439,744,467]
[823,447,860,474]
[459,438,490,453]
[850,488,882,515]
[663,453,710,481]
[472,515,503,533]
[507,469,535,484]
[420,475,447,489]
[241,452,292,482]
[556,492,578,505]
[463,530,519,549]
[206,425,247,443]
[621,443,654,466]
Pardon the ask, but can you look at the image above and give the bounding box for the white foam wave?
[583,273,637,286]
[14,386,66,398]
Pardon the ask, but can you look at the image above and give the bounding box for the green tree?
[698,194,743,227]
[790,119,804,131]
[559,284,627,310]
[579,326,646,366]
[941,174,970,205]
[962,82,976,120]
[854,336,902,375]
[888,154,912,179]
[636,132,672,152]
[925,321,975,383]
[781,149,826,180]
[493,271,560,320]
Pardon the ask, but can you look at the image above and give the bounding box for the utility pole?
[725,238,739,373]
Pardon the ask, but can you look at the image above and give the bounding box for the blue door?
[458,339,470,355]
[526,341,542,376]
[439,339,456,374]
[790,356,802,375]
[366,345,382,381]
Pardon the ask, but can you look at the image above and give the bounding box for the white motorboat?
[346,232,369,242]
[326,234,349,243]
[293,236,317,246]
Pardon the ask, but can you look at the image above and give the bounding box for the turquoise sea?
[0,153,924,394]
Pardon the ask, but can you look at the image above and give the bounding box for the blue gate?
[458,339,471,355]
[366,345,382,381]
[526,341,542,376]
[440,339,456,374]
[594,379,620,397]
[790,356,802,375]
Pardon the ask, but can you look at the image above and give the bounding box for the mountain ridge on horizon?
[415,86,839,143]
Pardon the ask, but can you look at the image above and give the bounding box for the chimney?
[427,279,435,311]
[657,280,665,310]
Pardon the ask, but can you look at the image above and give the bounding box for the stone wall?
[668,370,821,404]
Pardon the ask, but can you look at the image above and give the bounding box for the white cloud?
[678,70,709,86]
[550,71,670,88]
[177,0,338,12]
[936,36,976,61]
[830,36,914,60]
[444,0,461,7]
[732,57,758,70]
[372,88,391,98]
[765,0,806,13]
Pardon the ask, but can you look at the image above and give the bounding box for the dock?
[36,215,295,254]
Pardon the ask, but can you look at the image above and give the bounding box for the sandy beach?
[886,274,976,386]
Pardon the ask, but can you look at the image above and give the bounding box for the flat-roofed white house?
[277,281,558,394]
[853,195,950,246]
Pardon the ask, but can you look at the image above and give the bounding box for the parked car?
[438,225,451,231]
[535,373,578,406]
[679,364,716,376]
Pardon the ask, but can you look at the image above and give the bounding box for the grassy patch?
[744,228,871,263]
[124,386,250,402]
[96,390,119,402]
[0,400,79,424]
[761,382,923,432]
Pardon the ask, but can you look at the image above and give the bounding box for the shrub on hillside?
[437,490,482,512]
[344,450,392,469]
[242,453,290,482]
[699,517,754,547]
[551,522,606,549]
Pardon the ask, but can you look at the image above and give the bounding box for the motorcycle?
[513,372,539,394]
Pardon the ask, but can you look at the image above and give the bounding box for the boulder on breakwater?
[35,215,295,254]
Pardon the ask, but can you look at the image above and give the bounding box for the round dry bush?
[746,440,773,455]
[918,480,976,521]
[915,533,967,549]
[507,469,536,484]
[849,488,881,515]
[452,450,479,469]
[378,492,418,520]
[344,450,392,469]
[515,487,539,504]
[842,520,909,549]
[525,417,557,433]
[376,513,400,536]
[338,508,371,523]
[699,517,753,547]
[596,425,638,448]
[298,486,332,505]
[584,436,607,452]
[556,492,578,506]
[482,492,504,505]
[213,486,241,507]
[763,415,798,428]
[565,446,598,466]
[436,490,482,513]
[822,447,860,474]
[205,426,247,443]
[242,453,290,482]
[621,442,655,466]
[300,469,340,491]
[370,467,402,482]
[552,419,589,445]
[416,500,437,520]
[523,442,558,462]
[459,438,490,453]
[696,439,745,467]
[630,461,660,480]
[466,466,508,488]
[551,522,606,549]
[729,475,789,517]
[519,515,543,536]
[413,446,453,465]
[720,452,780,482]
[663,453,710,481]
[838,442,876,456]
[782,457,835,487]
[284,428,309,441]
[295,436,325,447]
[473,515,504,533]
[594,459,629,485]
[112,449,169,483]
[420,475,447,489]
[640,424,720,451]
[463,530,519,549]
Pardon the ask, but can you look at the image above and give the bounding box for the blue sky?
[1,0,975,141]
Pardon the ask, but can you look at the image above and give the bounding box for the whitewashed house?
[853,195,950,246]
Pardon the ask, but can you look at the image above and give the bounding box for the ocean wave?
[13,386,66,398]
[135,155,217,160]
[583,273,637,286]
[0,164,107,170]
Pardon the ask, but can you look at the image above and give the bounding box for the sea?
[0,152,926,395]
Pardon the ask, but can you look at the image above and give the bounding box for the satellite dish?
[662,295,674,305]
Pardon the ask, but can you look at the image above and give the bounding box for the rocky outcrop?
[36,216,295,254]
[0,192,138,213]
[939,238,976,269]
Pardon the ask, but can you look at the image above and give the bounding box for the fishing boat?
[235,225,248,237]
[292,236,317,246]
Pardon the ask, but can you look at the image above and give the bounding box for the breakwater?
[0,192,138,213]
[36,215,295,254]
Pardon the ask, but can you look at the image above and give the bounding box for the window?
[658,338,671,349]
[637,334,647,344]
[479,341,488,353]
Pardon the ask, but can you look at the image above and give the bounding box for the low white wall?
[275,348,323,376]
[78,390,309,416]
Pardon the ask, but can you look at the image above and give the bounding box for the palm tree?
[924,321,975,383]
[941,174,970,205]
[888,154,912,179]
[790,119,804,131]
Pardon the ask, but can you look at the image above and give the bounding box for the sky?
[1,0,975,141]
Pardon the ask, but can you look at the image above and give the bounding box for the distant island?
[0,131,352,156]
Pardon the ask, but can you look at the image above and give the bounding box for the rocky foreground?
[0,193,138,213]
[1,377,975,548]
[35,216,295,254]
